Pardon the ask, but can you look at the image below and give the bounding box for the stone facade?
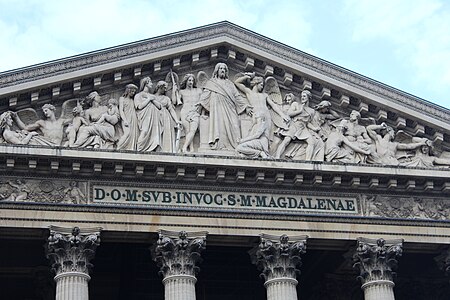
[0,22,449,299]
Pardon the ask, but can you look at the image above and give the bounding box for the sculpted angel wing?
[358,117,376,127]
[264,77,289,130]
[394,130,413,144]
[196,71,209,89]
[165,70,181,105]
[15,108,40,129]
[60,98,80,120]
[264,77,282,105]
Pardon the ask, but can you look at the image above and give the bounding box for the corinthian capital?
[46,226,101,276]
[252,233,308,281]
[353,237,403,285]
[153,230,208,278]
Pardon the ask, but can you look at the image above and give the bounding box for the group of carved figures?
[1,62,449,168]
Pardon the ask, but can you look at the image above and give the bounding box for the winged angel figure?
[233,73,291,157]
[3,99,78,146]
[172,71,209,152]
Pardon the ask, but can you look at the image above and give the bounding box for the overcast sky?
[1,0,449,109]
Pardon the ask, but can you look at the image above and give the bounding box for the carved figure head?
[155,81,168,94]
[280,234,289,244]
[123,84,138,98]
[384,126,395,140]
[300,90,312,104]
[250,76,264,92]
[107,98,118,108]
[72,226,80,236]
[72,106,84,117]
[139,77,152,92]
[42,104,56,118]
[349,110,361,122]
[0,111,13,129]
[180,74,197,89]
[284,93,295,104]
[213,63,229,79]
[83,91,101,108]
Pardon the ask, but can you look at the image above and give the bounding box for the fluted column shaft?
[265,277,298,300]
[55,272,91,300]
[46,226,101,300]
[362,280,395,300]
[163,275,197,300]
[353,237,403,300]
[152,230,207,300]
[251,234,308,300]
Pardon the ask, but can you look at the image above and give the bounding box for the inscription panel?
[92,184,358,215]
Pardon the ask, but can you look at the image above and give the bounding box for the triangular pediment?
[1,21,449,178]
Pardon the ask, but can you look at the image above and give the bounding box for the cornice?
[0,21,449,124]
[1,144,450,196]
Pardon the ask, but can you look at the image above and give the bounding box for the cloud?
[342,0,450,104]
[0,0,314,72]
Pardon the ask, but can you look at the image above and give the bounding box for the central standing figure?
[198,63,252,150]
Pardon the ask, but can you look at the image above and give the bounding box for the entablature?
[1,144,449,196]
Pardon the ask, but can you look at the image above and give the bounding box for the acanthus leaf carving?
[46,226,101,276]
[152,230,207,278]
[353,237,403,285]
[251,234,307,282]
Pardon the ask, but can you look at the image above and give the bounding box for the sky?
[0,0,449,109]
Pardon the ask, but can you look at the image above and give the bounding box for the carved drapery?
[152,230,207,300]
[2,61,449,169]
[353,237,403,300]
[46,226,101,300]
[251,234,307,300]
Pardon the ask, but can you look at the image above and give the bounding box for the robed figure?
[198,63,251,150]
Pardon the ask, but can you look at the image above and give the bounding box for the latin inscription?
[92,186,358,214]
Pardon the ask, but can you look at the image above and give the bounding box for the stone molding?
[353,237,403,286]
[251,233,308,282]
[152,229,208,278]
[1,22,448,123]
[46,225,101,276]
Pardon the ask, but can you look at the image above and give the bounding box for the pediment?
[1,21,450,180]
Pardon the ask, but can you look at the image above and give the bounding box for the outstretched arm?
[12,112,41,131]
[397,140,427,150]
[342,136,371,155]
[234,74,252,97]
[366,124,383,142]
[266,96,290,122]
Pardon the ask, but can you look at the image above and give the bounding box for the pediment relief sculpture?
[1,61,450,169]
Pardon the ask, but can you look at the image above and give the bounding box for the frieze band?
[1,62,450,168]
[1,177,449,221]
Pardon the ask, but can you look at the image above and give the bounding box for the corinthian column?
[46,226,101,300]
[251,234,308,300]
[353,237,403,300]
[152,230,207,300]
